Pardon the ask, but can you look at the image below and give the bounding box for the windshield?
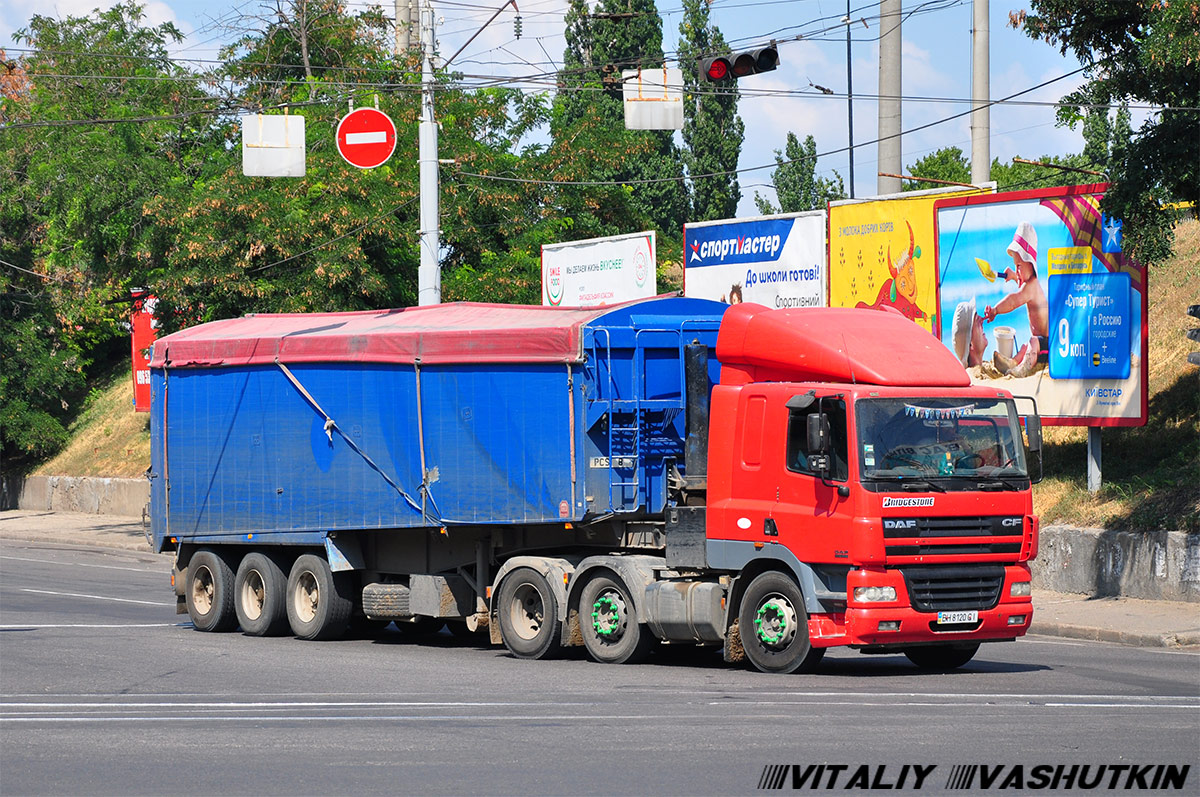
[856,397,1028,481]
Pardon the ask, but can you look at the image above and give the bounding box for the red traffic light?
[699,46,779,82]
[702,57,730,81]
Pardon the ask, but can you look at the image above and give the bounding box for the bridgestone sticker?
[882,496,935,508]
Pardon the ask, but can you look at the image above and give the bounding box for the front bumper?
[806,564,1033,648]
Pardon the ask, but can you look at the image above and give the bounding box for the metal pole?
[846,1,855,198]
[395,0,409,52]
[970,0,990,183]
[418,0,441,305]
[877,0,902,194]
[1087,426,1102,493]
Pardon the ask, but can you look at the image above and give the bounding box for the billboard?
[683,211,826,309]
[542,231,656,307]
[829,186,991,333]
[934,185,1147,425]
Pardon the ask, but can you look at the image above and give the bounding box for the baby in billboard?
[982,221,1050,378]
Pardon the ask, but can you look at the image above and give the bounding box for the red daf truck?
[151,297,1040,674]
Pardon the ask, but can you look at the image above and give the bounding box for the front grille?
[901,565,1005,612]
[883,516,1024,560]
[882,516,1022,538]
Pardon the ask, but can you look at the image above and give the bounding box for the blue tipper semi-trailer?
[150,295,1041,673]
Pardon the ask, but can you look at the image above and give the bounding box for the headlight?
[1010,581,1032,597]
[853,586,897,602]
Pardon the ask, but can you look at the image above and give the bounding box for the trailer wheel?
[234,552,289,636]
[738,571,825,674]
[496,568,562,659]
[186,549,237,632]
[579,574,654,665]
[904,644,979,671]
[286,554,353,640]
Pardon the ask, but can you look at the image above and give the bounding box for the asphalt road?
[2,538,1197,796]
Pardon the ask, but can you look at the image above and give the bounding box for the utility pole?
[877,0,902,195]
[395,0,411,52]
[970,0,990,184]
[846,1,855,198]
[418,0,440,305]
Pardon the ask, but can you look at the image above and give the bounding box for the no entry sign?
[336,107,397,169]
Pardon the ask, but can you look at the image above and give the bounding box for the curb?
[1030,621,1200,649]
[0,531,155,554]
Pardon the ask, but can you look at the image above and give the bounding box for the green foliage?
[904,146,971,189]
[554,0,688,233]
[754,133,845,214]
[1016,1,1200,263]
[677,0,743,221]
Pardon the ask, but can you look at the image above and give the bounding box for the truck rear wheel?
[579,574,654,665]
[234,552,289,636]
[286,554,353,640]
[738,571,825,674]
[186,549,237,632]
[904,644,979,671]
[496,567,561,660]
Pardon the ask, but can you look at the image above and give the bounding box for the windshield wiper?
[977,479,1022,491]
[897,479,946,493]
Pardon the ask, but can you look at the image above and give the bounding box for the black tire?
[738,571,825,674]
[579,574,654,665]
[904,644,980,671]
[496,567,562,660]
[186,549,238,632]
[285,553,353,640]
[234,552,289,636]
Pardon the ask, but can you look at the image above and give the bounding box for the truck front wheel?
[235,552,289,636]
[738,571,825,674]
[496,567,562,660]
[286,554,353,640]
[185,549,238,632]
[904,644,979,670]
[579,575,654,665]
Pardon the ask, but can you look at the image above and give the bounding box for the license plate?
[937,610,978,624]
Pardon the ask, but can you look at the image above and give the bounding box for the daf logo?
[883,519,918,530]
[1000,517,1022,527]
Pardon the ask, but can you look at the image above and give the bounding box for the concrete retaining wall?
[1033,525,1200,603]
[4,475,149,518]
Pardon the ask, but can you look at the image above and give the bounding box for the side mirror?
[1025,415,1042,454]
[806,413,830,454]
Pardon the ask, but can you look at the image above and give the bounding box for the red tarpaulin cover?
[150,301,637,368]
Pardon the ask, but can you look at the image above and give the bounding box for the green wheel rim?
[755,600,788,644]
[591,594,622,637]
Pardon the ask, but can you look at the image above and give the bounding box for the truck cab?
[704,303,1039,672]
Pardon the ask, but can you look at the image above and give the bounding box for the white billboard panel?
[683,211,826,308]
[542,231,657,307]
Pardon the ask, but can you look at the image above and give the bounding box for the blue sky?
[3,1,1106,217]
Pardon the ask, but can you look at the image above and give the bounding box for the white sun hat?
[1006,221,1038,266]
[951,296,976,367]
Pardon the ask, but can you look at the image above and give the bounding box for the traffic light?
[700,46,779,82]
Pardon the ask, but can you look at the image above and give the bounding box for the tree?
[553,0,688,233]
[904,146,971,189]
[1014,1,1200,262]
[677,0,743,221]
[754,133,845,214]
[0,3,215,465]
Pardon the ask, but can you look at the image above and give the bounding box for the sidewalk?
[2,509,1197,649]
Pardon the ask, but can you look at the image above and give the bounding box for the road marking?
[19,588,173,607]
[0,555,162,573]
[0,714,720,724]
[0,623,186,629]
